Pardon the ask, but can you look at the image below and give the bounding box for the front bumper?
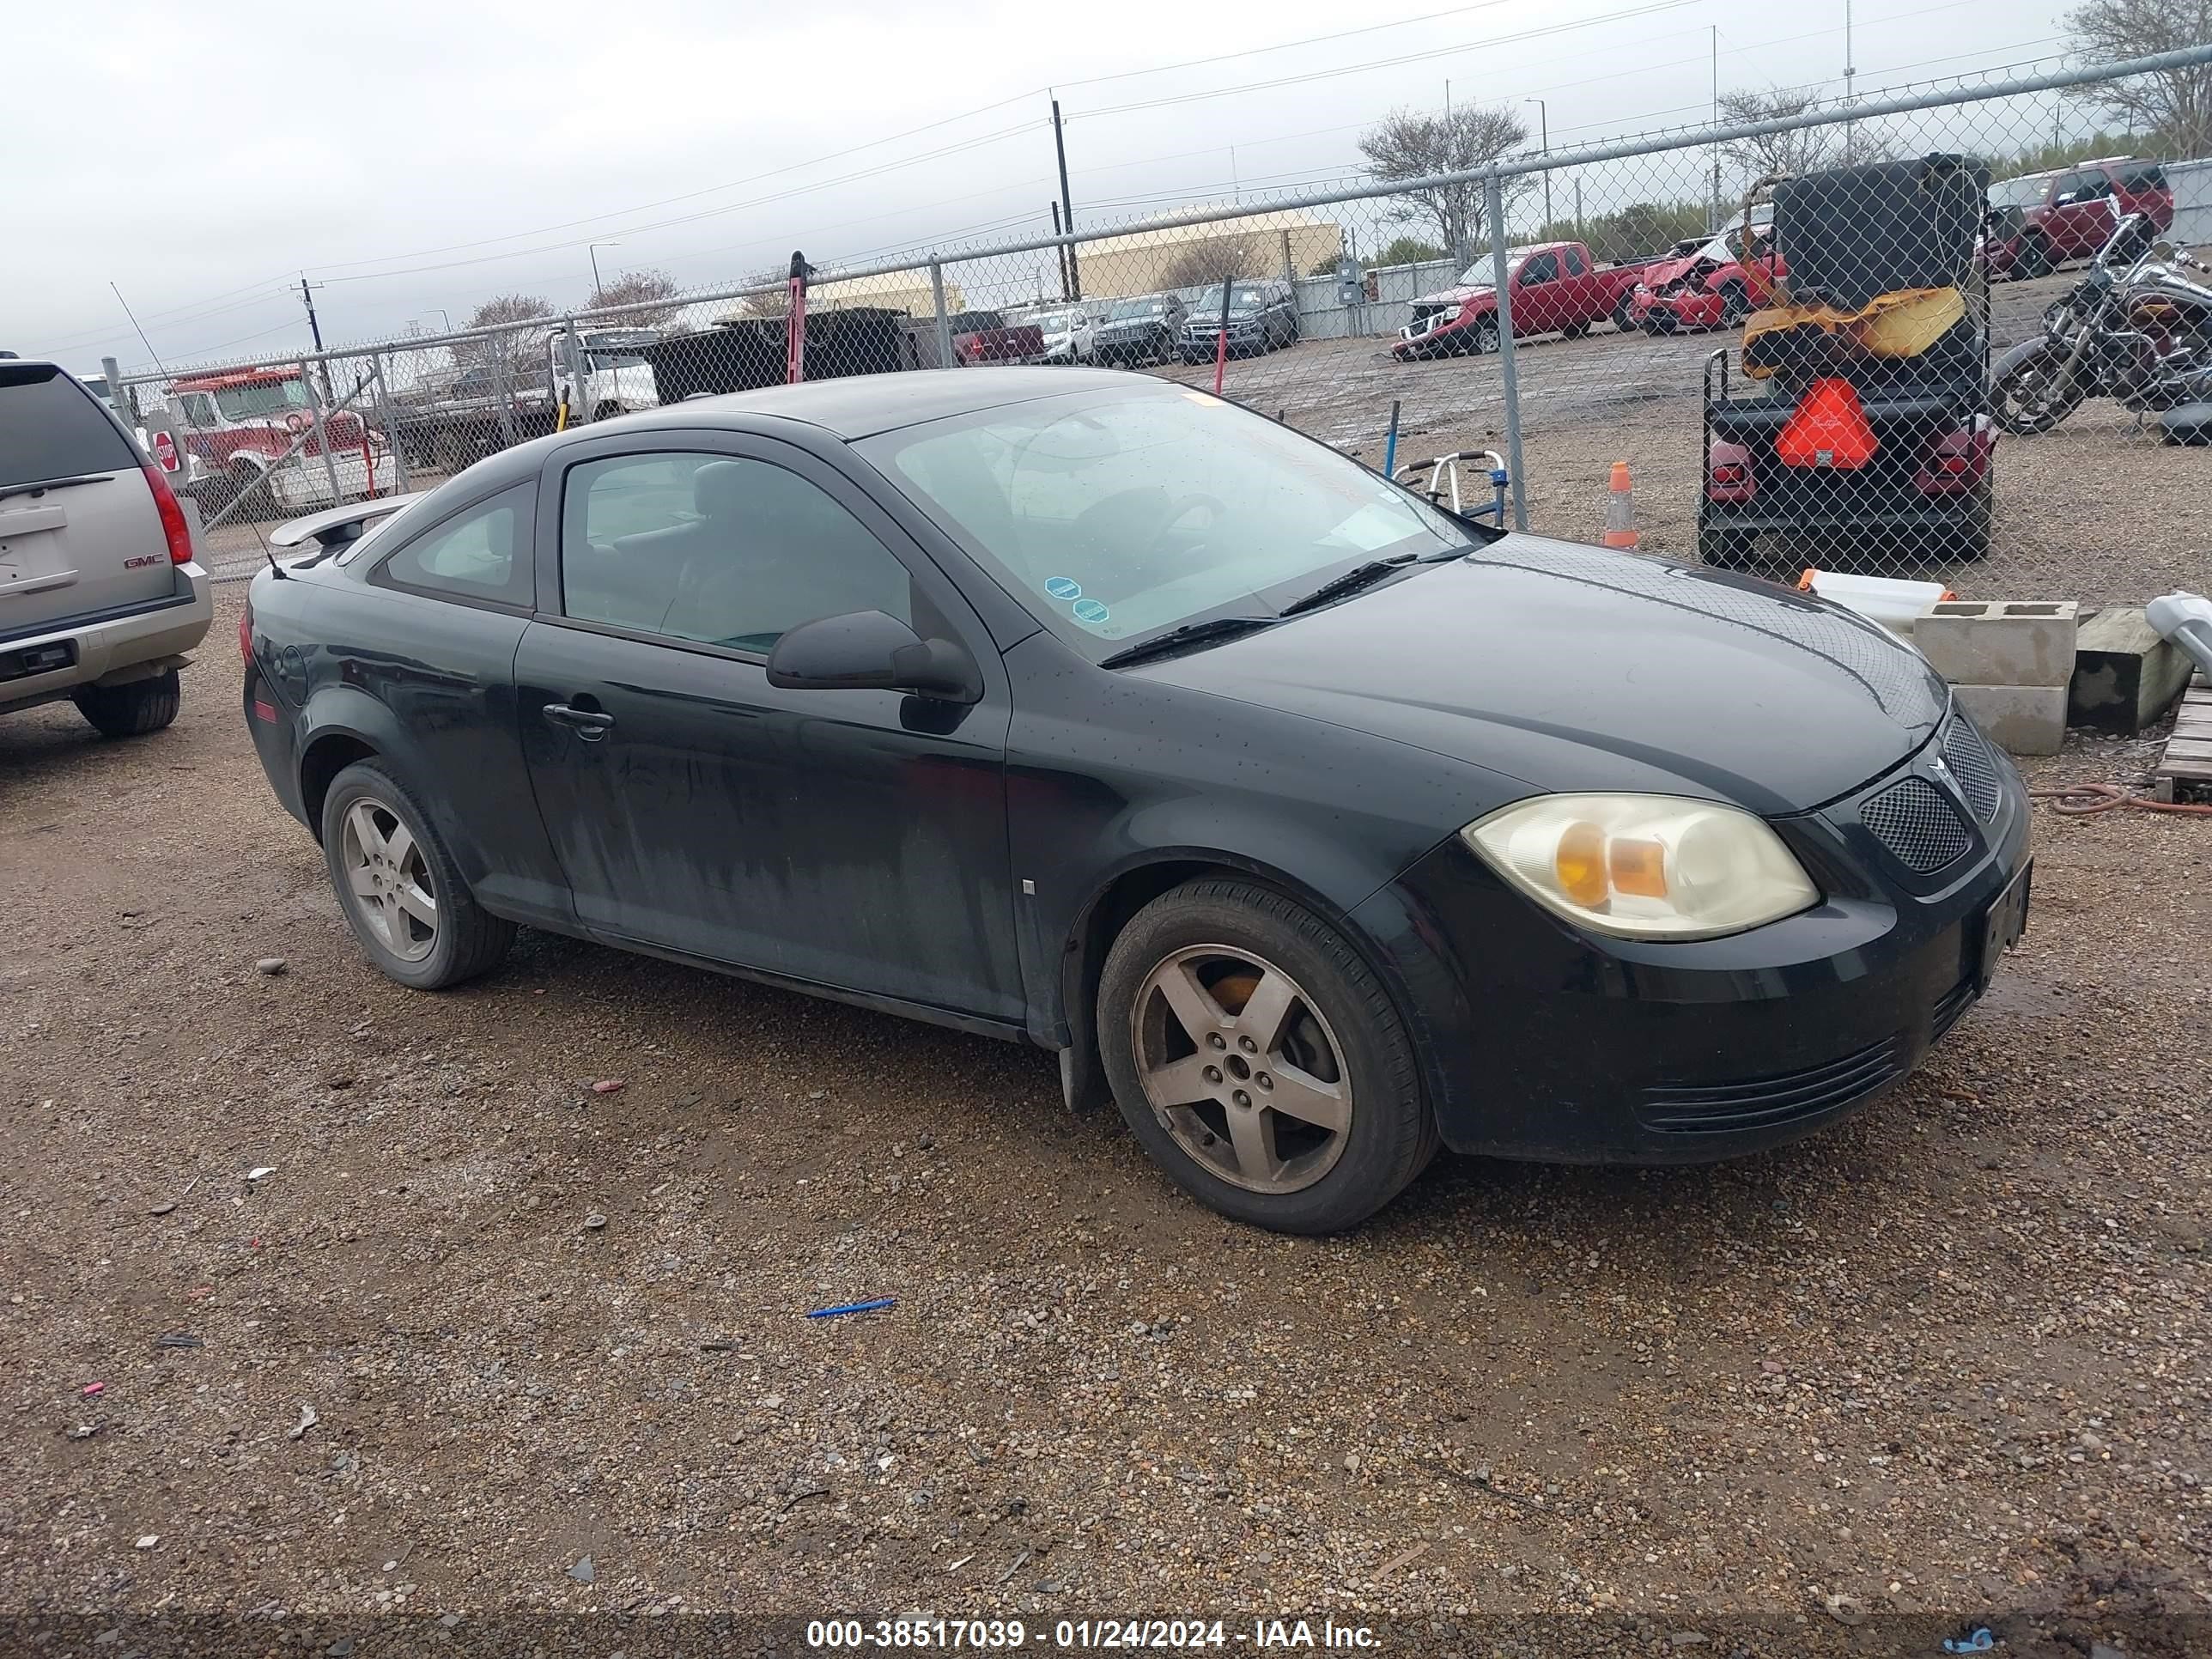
[1632,291,1723,330]
[1352,724,2032,1162]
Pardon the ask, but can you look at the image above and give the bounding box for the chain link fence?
[118,48,2212,596]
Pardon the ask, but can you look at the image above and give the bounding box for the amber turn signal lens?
[1554,821,1608,907]
[1609,836,1668,898]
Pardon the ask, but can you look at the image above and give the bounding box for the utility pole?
[1711,24,1723,231]
[1051,95,1080,301]
[1526,100,1551,234]
[1843,0,1856,161]
[298,276,325,353]
[298,276,329,398]
[1050,203,1072,302]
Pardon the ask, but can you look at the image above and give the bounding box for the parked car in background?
[1176,280,1301,362]
[240,367,2030,1235]
[1626,225,1786,333]
[169,366,401,519]
[546,326,663,420]
[1091,294,1188,367]
[1984,159,2172,278]
[945,311,1048,366]
[1027,306,1099,365]
[1394,242,1646,359]
[2,360,210,737]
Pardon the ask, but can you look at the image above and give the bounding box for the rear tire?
[72,668,180,738]
[320,759,514,990]
[2014,236,2053,280]
[1098,878,1437,1234]
[1562,321,1590,339]
[1473,319,1500,355]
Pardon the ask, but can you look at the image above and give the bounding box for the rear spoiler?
[270,492,430,553]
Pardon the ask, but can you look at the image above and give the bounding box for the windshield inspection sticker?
[1072,599,1110,625]
[1043,577,1083,601]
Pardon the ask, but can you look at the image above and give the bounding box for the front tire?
[2013,235,2053,280]
[320,760,514,990]
[1717,282,1752,327]
[1097,878,1437,1234]
[1991,339,2087,434]
[72,668,180,738]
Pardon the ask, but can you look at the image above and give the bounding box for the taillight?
[1915,420,1992,495]
[239,593,254,667]
[143,465,194,565]
[1706,441,1756,503]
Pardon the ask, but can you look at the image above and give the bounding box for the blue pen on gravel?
[807,1297,896,1319]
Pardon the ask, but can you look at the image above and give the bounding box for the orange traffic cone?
[1603,460,1638,549]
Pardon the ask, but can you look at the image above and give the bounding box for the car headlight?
[1461,793,1819,940]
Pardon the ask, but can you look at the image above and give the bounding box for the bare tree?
[1358,104,1530,262]
[1158,234,1269,291]
[1717,88,1894,194]
[2062,0,2212,149]
[587,266,683,325]
[734,268,793,319]
[455,293,554,375]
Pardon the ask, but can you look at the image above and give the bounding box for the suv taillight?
[239,592,254,667]
[143,464,194,565]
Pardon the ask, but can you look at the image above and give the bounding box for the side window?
[1563,246,1587,276]
[179,393,216,428]
[560,450,913,653]
[1519,252,1559,285]
[2121,165,2166,191]
[377,483,533,607]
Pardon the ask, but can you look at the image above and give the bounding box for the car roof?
[446,367,1169,493]
[628,366,1149,441]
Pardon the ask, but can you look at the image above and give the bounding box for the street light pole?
[1526,100,1551,234]
[588,241,623,303]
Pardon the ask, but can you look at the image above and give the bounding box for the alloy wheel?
[340,797,438,963]
[1129,945,1353,1194]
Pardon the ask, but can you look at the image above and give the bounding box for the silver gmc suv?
[2,360,212,736]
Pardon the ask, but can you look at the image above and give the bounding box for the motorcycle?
[1990,211,2212,436]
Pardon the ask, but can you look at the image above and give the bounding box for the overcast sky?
[9,0,2083,371]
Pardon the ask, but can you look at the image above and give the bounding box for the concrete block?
[1952,683,2068,756]
[2069,606,2196,734]
[1914,599,2079,688]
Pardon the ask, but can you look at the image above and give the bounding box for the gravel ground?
[3,589,2209,1656]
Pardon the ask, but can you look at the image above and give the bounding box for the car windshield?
[212,378,310,422]
[860,386,1474,655]
[1107,298,1168,319]
[1990,174,2051,209]
[1031,310,1077,331]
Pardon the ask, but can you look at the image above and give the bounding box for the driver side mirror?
[766,609,983,704]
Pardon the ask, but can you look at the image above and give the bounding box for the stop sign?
[150,429,179,472]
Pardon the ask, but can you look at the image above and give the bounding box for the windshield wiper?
[1278,545,1469,617]
[1097,615,1278,668]
[0,473,114,504]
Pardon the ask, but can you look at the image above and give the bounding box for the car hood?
[1135,536,1948,816]
[1412,282,1493,307]
[1640,253,1715,291]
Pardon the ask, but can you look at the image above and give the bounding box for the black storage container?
[640,307,921,402]
[1773,154,1990,311]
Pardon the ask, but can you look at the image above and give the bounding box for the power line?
[1072,0,1700,118]
[1050,0,1516,90]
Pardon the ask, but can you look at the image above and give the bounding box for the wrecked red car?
[1626,227,1787,334]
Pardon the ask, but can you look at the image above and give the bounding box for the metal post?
[100,356,129,423]
[929,261,954,370]
[1483,173,1528,532]
[491,345,519,447]
[561,320,592,425]
[370,351,408,494]
[301,362,344,507]
[1279,228,1296,284]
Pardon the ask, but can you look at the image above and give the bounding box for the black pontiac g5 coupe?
[243,368,2030,1232]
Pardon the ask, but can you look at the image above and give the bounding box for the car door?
[1559,245,1597,323]
[2048,170,2113,258]
[512,432,1025,1024]
[1511,250,1563,331]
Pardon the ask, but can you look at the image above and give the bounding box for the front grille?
[1931,975,1978,1041]
[1941,718,2002,822]
[1638,1037,1903,1134]
[1861,775,1973,872]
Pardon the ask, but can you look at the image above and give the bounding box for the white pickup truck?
[546,326,663,421]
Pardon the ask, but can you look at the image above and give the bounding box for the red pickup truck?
[945,310,1048,365]
[1392,241,1647,360]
